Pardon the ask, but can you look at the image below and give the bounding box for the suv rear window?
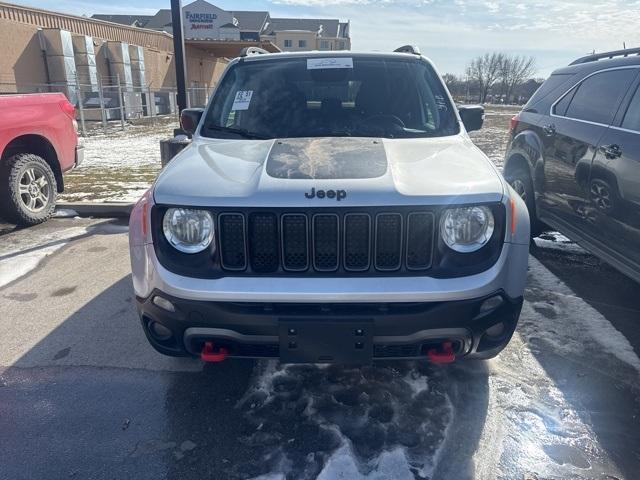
[524,73,573,110]
[201,56,459,139]
[554,69,637,125]
[622,84,640,132]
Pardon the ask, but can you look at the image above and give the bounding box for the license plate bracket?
[279,319,373,364]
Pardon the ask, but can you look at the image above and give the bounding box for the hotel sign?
[185,11,217,30]
[182,2,234,39]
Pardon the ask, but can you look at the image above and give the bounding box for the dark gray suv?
[504,48,640,284]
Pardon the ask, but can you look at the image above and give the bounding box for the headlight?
[162,208,214,254]
[440,206,494,253]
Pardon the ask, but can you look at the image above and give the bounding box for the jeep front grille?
[217,210,435,275]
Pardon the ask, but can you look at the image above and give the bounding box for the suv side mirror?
[180,108,204,136]
[458,105,484,132]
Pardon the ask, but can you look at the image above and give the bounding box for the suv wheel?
[589,178,618,214]
[0,153,57,226]
[506,165,543,238]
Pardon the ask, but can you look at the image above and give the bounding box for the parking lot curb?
[56,202,134,218]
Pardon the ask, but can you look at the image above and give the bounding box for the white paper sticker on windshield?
[307,58,353,70]
[232,90,253,110]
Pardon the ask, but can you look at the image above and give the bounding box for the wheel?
[505,165,543,237]
[589,177,618,214]
[0,153,57,226]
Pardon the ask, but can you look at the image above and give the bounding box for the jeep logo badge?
[304,188,347,201]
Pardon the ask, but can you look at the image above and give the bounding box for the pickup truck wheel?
[505,166,543,238]
[0,153,57,226]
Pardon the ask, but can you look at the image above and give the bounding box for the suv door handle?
[601,144,622,159]
[542,124,556,136]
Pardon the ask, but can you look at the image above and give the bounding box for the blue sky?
[16,0,640,77]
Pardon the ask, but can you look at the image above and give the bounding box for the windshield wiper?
[203,124,269,140]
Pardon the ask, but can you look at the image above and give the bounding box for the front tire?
[505,165,543,238]
[0,153,57,226]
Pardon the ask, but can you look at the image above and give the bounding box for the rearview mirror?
[180,108,204,136]
[458,105,484,132]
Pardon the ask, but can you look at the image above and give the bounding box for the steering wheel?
[362,114,406,129]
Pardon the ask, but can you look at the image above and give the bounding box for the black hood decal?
[266,138,388,179]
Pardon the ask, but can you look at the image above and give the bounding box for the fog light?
[148,321,173,341]
[485,322,505,338]
[153,296,175,312]
[479,295,504,314]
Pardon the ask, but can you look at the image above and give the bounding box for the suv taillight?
[59,99,76,120]
[509,114,519,134]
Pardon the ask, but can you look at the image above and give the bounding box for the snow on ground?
[240,360,453,480]
[60,121,175,203]
[525,256,640,373]
[534,231,590,255]
[0,225,89,288]
[237,256,639,480]
[52,208,80,218]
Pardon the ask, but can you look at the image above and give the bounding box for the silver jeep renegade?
[129,47,530,364]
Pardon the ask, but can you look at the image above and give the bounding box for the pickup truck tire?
[0,153,57,226]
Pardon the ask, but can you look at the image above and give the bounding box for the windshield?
[201,56,460,139]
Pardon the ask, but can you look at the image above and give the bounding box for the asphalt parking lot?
[1,217,639,480]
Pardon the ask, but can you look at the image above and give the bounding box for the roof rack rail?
[394,45,421,55]
[569,47,640,65]
[239,46,269,57]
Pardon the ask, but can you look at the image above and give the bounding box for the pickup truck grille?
[217,210,435,275]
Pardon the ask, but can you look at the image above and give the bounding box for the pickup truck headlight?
[162,208,214,254]
[440,205,494,253]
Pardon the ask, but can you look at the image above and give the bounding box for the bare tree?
[467,52,503,103]
[500,55,536,103]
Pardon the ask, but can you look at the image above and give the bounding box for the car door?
[537,68,638,228]
[587,77,640,275]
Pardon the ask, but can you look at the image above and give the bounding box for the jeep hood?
[153,135,505,207]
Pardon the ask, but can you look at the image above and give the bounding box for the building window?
[298,40,307,48]
[337,41,345,50]
[320,40,329,50]
[284,39,292,48]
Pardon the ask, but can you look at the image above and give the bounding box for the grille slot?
[375,213,403,271]
[344,214,371,271]
[218,213,247,270]
[281,214,309,271]
[313,214,339,271]
[406,212,434,270]
[248,213,279,273]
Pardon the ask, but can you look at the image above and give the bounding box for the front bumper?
[136,290,523,362]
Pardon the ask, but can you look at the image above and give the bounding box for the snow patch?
[526,256,640,373]
[52,208,79,218]
[239,362,453,479]
[534,231,589,255]
[0,226,88,288]
[0,244,64,289]
[317,445,416,480]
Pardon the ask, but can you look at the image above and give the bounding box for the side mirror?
[180,108,204,136]
[458,105,484,132]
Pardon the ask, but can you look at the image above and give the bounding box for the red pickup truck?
[0,93,83,226]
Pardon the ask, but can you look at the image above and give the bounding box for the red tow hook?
[427,341,456,364]
[201,341,228,362]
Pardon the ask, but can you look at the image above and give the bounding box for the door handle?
[601,144,622,159]
[542,124,556,136]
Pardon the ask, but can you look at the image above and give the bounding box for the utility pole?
[170,0,188,114]
[160,0,191,165]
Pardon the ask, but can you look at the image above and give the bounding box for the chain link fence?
[0,74,213,136]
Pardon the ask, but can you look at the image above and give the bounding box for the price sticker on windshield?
[307,58,353,70]
[232,90,253,111]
